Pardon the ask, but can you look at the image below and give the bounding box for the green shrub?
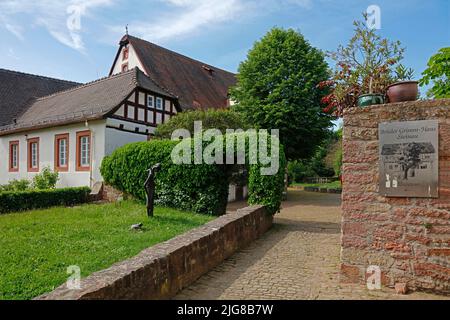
[248,153,286,215]
[32,167,59,190]
[154,109,249,139]
[0,179,31,192]
[101,140,229,215]
[0,187,91,214]
[334,147,343,177]
[287,161,314,184]
[101,134,286,216]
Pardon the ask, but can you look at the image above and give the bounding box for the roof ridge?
[127,35,236,76]
[34,68,138,102]
[0,68,80,85]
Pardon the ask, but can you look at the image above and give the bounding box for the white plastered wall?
[111,44,145,75]
[0,120,106,188]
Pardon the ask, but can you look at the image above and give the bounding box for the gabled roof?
[0,68,80,126]
[0,68,175,136]
[111,35,237,110]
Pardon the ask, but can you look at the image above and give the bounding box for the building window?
[55,134,69,172]
[9,141,19,172]
[122,63,129,72]
[122,47,129,61]
[148,95,154,108]
[138,108,145,122]
[156,97,163,110]
[27,138,39,172]
[76,131,91,171]
[127,105,135,119]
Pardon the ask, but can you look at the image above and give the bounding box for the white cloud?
[0,0,115,52]
[120,0,314,44]
[124,0,246,43]
[0,0,315,50]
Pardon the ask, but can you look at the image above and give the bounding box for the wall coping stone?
[343,98,450,116]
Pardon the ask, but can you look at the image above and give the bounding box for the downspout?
[85,120,94,188]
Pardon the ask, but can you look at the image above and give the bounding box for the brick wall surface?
[341,99,450,294]
[37,205,272,300]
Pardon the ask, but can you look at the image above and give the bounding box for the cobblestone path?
[175,190,448,300]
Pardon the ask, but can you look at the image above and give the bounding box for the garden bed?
[0,201,213,300]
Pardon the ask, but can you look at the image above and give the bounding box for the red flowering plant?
[320,14,405,117]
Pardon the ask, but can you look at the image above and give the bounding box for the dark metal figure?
[144,163,161,217]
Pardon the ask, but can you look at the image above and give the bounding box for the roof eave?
[0,114,105,137]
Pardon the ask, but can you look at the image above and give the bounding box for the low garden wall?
[341,99,450,294]
[37,205,272,300]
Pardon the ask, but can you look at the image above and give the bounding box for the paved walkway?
[175,190,448,300]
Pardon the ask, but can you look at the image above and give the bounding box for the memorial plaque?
[379,120,438,198]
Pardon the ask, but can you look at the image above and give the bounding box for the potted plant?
[357,77,385,107]
[386,64,418,103]
[319,14,406,116]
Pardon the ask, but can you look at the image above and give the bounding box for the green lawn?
[0,201,213,300]
[291,180,342,189]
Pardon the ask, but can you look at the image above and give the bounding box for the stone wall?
[340,99,450,294]
[37,205,272,300]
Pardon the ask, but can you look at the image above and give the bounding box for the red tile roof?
[112,35,237,111]
[0,68,173,136]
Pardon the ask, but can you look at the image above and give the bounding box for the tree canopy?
[154,109,248,139]
[420,47,450,99]
[230,27,333,160]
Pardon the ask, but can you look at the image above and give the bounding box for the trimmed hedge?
[101,134,286,216]
[0,187,91,214]
[101,140,229,215]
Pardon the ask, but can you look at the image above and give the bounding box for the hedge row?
[101,134,286,216]
[0,187,91,214]
[101,140,229,215]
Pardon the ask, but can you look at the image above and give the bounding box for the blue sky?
[0,0,448,91]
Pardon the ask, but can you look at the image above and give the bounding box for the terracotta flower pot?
[386,81,419,103]
[357,94,385,107]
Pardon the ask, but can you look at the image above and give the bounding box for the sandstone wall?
[341,99,450,294]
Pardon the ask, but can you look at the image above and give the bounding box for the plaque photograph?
[379,120,439,198]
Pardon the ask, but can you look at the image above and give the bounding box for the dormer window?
[202,65,214,77]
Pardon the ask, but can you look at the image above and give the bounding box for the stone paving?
[175,190,448,300]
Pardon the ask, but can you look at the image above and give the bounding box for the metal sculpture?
[144,163,161,217]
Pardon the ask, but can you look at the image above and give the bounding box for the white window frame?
[12,144,18,169]
[31,142,38,168]
[156,97,163,110]
[80,136,90,167]
[148,95,154,108]
[59,138,68,167]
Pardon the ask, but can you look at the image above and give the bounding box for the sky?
[0,0,448,91]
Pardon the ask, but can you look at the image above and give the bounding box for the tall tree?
[231,27,333,160]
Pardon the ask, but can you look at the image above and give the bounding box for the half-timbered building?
[0,35,237,188]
